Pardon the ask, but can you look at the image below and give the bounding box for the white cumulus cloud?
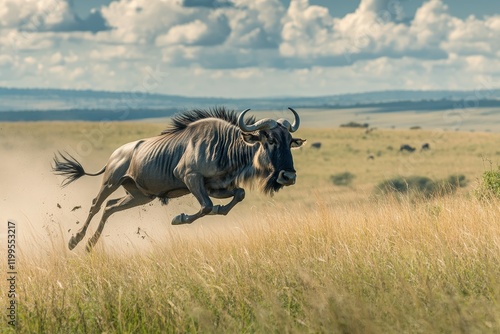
[0,0,499,96]
[156,14,230,46]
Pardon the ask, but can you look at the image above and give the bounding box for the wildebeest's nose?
[277,170,296,186]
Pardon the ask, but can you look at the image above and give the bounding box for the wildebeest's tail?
[52,151,106,187]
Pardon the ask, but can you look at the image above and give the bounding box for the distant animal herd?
[400,143,431,152]
[306,140,431,157]
[303,134,431,164]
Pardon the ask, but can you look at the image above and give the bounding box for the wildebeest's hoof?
[172,214,187,225]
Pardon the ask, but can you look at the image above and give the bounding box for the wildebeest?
[400,144,416,152]
[310,142,322,149]
[421,143,430,150]
[53,107,305,251]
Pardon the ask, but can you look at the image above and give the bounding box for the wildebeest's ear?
[291,138,306,148]
[241,133,260,145]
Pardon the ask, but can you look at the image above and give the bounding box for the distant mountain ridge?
[0,87,498,121]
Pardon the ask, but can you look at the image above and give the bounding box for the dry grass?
[1,121,500,333]
[10,196,500,333]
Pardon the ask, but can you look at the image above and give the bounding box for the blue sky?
[1,0,499,97]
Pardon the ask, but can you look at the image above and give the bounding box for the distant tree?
[340,122,369,128]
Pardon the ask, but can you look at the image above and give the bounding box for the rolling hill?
[0,87,498,121]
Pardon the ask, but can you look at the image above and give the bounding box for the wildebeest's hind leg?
[86,180,152,251]
[208,188,245,216]
[69,183,120,250]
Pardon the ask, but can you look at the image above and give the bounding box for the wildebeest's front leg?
[172,173,213,225]
[207,188,245,215]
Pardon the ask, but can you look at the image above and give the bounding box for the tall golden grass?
[8,195,500,333]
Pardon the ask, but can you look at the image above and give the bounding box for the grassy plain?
[1,119,500,333]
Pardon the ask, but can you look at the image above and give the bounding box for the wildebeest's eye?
[263,132,275,145]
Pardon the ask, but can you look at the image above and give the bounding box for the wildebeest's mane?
[161,106,256,135]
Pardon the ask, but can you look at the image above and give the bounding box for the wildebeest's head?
[238,108,306,194]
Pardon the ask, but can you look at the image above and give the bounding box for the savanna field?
[1,119,500,333]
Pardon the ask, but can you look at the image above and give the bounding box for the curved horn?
[288,107,300,132]
[238,108,278,132]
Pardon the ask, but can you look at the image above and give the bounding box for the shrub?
[444,174,468,188]
[476,167,500,199]
[331,172,355,186]
[377,176,434,197]
[376,174,467,199]
[434,174,468,197]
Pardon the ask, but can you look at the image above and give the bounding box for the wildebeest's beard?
[252,148,283,195]
[262,169,284,195]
